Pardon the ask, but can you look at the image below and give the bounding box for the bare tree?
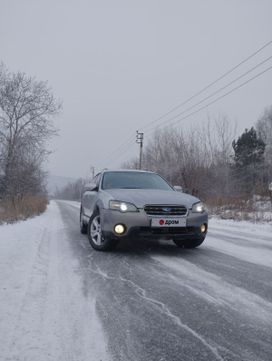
[0,65,61,200]
[196,115,237,198]
[123,115,238,203]
[141,127,207,195]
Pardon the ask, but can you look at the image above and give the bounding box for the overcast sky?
[1,0,272,178]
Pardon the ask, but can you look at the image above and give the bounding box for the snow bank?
[0,201,109,361]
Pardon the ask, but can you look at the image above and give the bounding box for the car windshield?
[101,171,173,190]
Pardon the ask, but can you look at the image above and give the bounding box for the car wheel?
[80,207,87,234]
[87,211,118,251]
[173,238,205,249]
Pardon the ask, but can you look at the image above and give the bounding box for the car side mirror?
[84,182,98,192]
[174,185,183,192]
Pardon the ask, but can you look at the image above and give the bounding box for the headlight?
[109,200,138,212]
[192,202,205,213]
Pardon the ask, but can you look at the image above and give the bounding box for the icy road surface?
[0,201,272,361]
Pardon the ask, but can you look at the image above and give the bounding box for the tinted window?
[102,172,173,190]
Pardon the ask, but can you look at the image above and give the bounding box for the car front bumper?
[100,208,208,241]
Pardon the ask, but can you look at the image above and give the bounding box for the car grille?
[139,227,195,235]
[144,205,187,216]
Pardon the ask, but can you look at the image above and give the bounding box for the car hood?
[103,189,199,208]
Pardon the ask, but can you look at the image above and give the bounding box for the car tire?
[80,207,87,234]
[173,238,205,249]
[87,210,118,251]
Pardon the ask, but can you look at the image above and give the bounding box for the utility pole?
[136,130,144,170]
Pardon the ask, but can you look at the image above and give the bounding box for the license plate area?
[151,217,187,227]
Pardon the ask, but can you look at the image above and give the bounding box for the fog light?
[114,224,125,235]
[200,224,206,233]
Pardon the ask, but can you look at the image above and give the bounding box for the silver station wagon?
[80,170,208,251]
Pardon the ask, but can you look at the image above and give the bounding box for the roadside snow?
[209,217,272,236]
[206,218,272,268]
[58,200,81,209]
[0,201,109,361]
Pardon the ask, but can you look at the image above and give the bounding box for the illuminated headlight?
[192,202,205,213]
[109,200,138,212]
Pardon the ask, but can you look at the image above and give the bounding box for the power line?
[100,63,272,168]
[104,142,138,169]
[143,54,272,132]
[138,39,272,131]
[100,134,136,167]
[145,64,272,135]
[95,40,272,170]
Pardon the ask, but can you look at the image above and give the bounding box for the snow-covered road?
[0,201,271,361]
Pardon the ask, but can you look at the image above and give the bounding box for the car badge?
[162,207,171,212]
